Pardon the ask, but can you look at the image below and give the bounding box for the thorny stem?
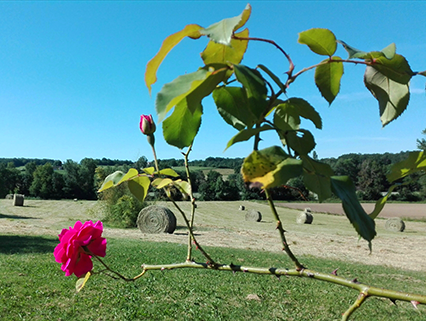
[139,261,426,316]
[342,292,368,321]
[264,189,304,270]
[151,143,159,173]
[83,246,134,282]
[183,144,197,261]
[253,123,261,151]
[167,197,217,266]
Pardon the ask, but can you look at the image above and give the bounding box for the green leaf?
[337,40,369,59]
[286,129,316,156]
[273,98,322,131]
[158,168,179,177]
[371,53,414,84]
[300,155,334,202]
[98,168,139,192]
[386,151,426,183]
[151,178,173,189]
[213,86,256,130]
[225,124,273,150]
[331,176,376,247]
[364,66,410,127]
[381,43,396,60]
[201,28,249,69]
[200,4,251,46]
[241,146,302,189]
[162,98,202,149]
[233,64,268,119]
[145,24,203,94]
[156,65,226,122]
[315,56,344,105]
[298,28,337,56]
[128,176,151,202]
[76,271,91,293]
[257,64,287,94]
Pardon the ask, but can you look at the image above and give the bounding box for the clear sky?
[1,1,425,163]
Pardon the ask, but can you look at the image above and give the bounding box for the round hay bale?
[13,194,24,206]
[239,205,245,211]
[245,209,262,222]
[296,211,313,224]
[385,217,405,232]
[5,194,13,199]
[304,207,311,213]
[137,205,176,234]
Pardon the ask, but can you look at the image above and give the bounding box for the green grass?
[1,235,425,321]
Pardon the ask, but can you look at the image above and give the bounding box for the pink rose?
[140,114,156,135]
[53,220,107,277]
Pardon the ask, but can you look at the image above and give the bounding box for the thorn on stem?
[411,300,420,310]
[351,278,360,284]
[331,268,339,276]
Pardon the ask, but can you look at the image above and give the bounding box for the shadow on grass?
[0,213,38,220]
[0,235,57,254]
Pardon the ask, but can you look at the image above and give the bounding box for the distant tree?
[417,128,426,150]
[332,157,360,186]
[134,156,148,172]
[0,163,21,197]
[63,158,97,200]
[30,163,56,199]
[357,159,388,200]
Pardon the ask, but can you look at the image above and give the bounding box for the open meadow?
[1,199,426,320]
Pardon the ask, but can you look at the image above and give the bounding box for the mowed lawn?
[1,199,426,320]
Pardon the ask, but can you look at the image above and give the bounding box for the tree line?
[1,151,425,202]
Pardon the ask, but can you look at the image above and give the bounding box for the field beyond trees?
[1,199,426,271]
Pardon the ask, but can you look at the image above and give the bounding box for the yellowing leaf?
[152,178,173,189]
[98,168,139,192]
[158,168,179,177]
[143,167,155,175]
[201,28,249,68]
[76,271,91,293]
[128,176,151,202]
[145,24,203,94]
[241,146,302,189]
[173,179,192,196]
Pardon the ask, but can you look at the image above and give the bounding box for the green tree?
[417,128,426,150]
[30,163,56,199]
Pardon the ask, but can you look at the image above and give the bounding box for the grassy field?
[172,166,235,179]
[1,199,426,320]
[1,237,426,321]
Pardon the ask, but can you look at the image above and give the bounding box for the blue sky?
[0,1,425,163]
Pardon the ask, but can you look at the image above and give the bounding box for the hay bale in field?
[296,210,313,224]
[385,217,405,232]
[239,205,245,211]
[5,194,13,199]
[137,205,176,234]
[13,194,24,206]
[245,209,262,222]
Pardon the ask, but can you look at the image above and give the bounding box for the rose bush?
[53,220,107,277]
